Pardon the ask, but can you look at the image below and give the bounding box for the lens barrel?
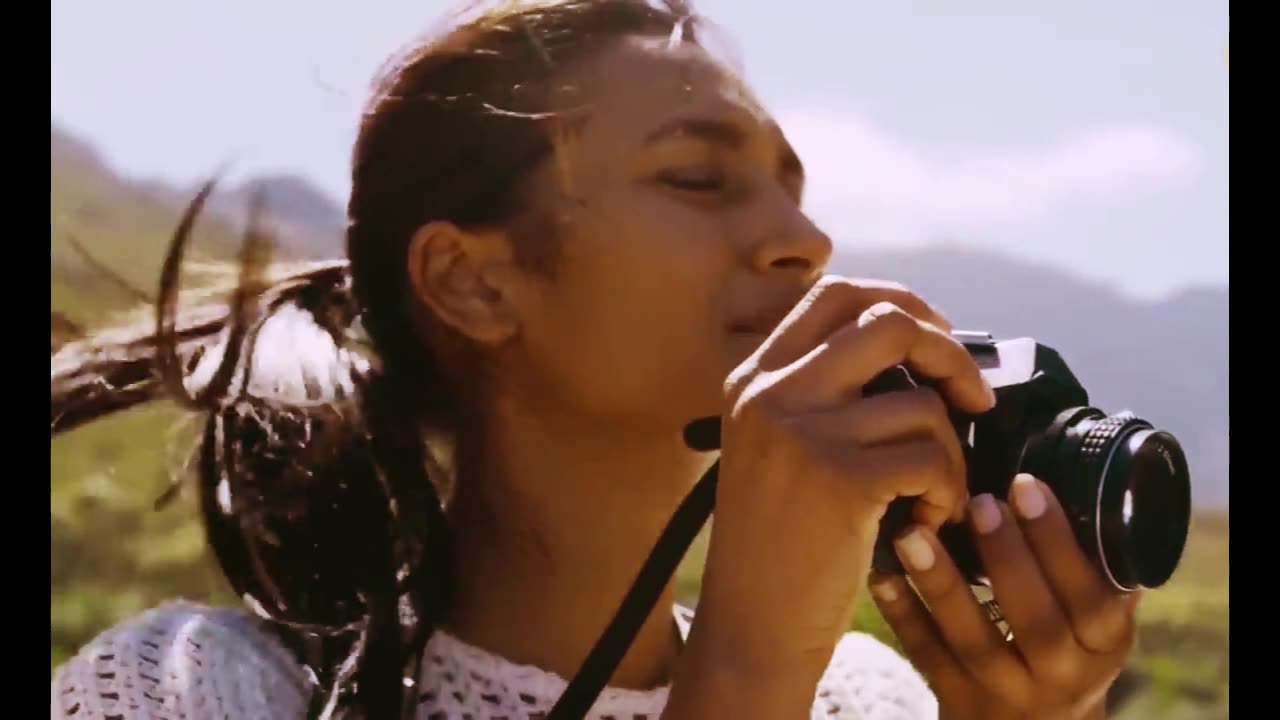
[1036,408,1192,591]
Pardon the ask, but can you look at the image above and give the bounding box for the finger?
[776,302,994,414]
[867,571,971,699]
[890,525,1032,704]
[968,494,1086,689]
[838,438,962,530]
[759,276,952,369]
[803,388,967,529]
[1007,474,1136,654]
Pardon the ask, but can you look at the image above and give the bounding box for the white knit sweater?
[51,601,939,719]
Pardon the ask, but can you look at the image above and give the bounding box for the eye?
[657,167,729,193]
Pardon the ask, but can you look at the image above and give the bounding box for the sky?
[51,0,1229,301]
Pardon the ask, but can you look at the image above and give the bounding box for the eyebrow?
[643,116,806,182]
[643,116,746,149]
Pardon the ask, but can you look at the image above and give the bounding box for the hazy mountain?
[50,123,1228,508]
[135,174,344,260]
[52,123,244,323]
[51,122,332,321]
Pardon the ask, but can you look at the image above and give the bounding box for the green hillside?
[50,125,1228,718]
[51,123,270,327]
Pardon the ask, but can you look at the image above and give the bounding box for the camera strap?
[543,370,939,718]
[544,419,722,720]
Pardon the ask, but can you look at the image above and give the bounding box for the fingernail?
[1010,474,1046,519]
[870,580,899,603]
[896,528,935,572]
[969,494,1002,534]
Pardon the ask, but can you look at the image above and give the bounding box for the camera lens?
[1100,426,1193,589]
[1041,409,1192,592]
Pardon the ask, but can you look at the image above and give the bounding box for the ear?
[405,220,524,346]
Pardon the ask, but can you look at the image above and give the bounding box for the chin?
[646,345,750,430]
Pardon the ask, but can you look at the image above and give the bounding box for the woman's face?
[501,35,833,431]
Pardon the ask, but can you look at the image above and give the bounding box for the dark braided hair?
[50,2,707,717]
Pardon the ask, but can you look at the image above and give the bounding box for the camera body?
[867,331,1192,592]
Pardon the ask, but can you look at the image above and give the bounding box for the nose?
[751,210,833,278]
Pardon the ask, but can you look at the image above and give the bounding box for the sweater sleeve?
[51,601,312,720]
[811,631,939,720]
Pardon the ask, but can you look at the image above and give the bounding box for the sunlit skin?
[405,34,1137,720]
[407,36,824,690]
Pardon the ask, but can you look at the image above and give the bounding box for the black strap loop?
[545,459,719,719]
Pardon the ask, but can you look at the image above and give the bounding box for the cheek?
[530,205,736,417]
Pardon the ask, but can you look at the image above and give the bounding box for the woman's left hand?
[868,473,1140,720]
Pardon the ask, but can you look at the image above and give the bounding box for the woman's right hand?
[673,276,997,715]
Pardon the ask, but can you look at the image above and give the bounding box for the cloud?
[776,107,1206,246]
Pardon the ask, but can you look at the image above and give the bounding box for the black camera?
[551,331,1195,718]
[867,330,1192,592]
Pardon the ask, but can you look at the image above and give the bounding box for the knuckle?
[914,387,950,418]
[1081,600,1137,654]
[881,280,913,296]
[872,280,925,307]
[731,386,779,428]
[809,275,857,305]
[1046,653,1085,691]
[809,276,913,314]
[951,635,1002,670]
[1061,594,1118,650]
[876,283,950,331]
[722,364,756,404]
[886,438,948,491]
[849,276,913,298]
[807,276,954,334]
[918,440,954,483]
[1034,629,1084,686]
[861,302,918,336]
[865,299,905,320]
[900,444,959,511]
[917,561,968,604]
[816,276,951,332]
[811,274,850,294]
[1118,605,1139,649]
[885,285,927,313]
[731,390,815,459]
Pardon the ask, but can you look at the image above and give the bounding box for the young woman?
[50,1,1139,718]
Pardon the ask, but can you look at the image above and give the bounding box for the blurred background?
[51,1,1228,717]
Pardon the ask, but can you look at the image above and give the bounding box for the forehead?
[553,35,773,141]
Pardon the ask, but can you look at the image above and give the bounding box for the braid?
[51,183,457,720]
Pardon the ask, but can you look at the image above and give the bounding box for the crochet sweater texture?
[51,601,939,719]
